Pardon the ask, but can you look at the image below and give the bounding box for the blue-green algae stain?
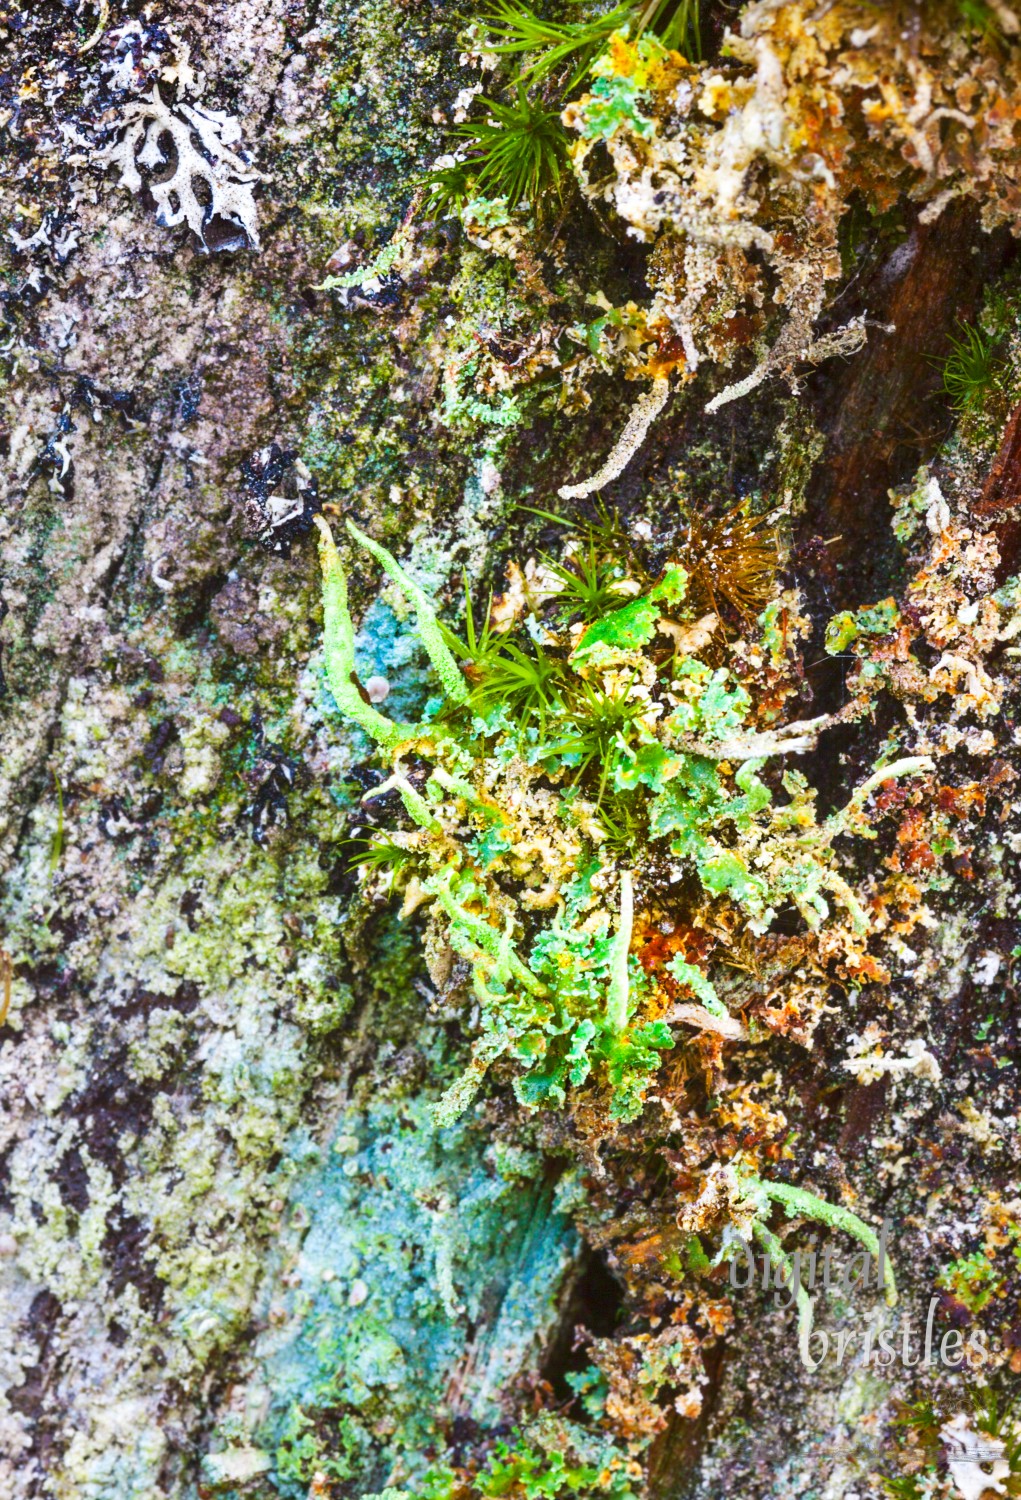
[206,1082,580,1495]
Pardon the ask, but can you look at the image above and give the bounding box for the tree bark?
[2,4,1020,1500]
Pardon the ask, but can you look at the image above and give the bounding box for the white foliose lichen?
[93,84,268,252]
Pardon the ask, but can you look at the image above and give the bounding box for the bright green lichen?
[937,1251,1004,1313]
[312,512,927,1128]
[738,1173,898,1306]
[709,1171,900,1358]
[364,1413,641,1499]
[574,32,662,141]
[825,598,901,656]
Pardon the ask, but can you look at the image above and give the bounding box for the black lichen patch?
[240,709,306,845]
[104,1208,166,1313]
[240,442,320,558]
[8,1289,65,1475]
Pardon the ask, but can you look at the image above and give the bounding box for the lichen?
[410,0,1021,481]
[93,84,268,251]
[6,0,1021,1495]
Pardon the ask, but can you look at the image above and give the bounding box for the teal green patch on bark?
[236,1091,579,1494]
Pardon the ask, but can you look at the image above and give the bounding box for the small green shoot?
[50,769,64,876]
[546,676,641,804]
[595,791,644,852]
[480,0,702,85]
[971,1380,1017,1438]
[634,0,702,54]
[480,0,637,86]
[346,836,414,874]
[955,0,1003,40]
[444,572,567,736]
[441,570,501,666]
[545,534,630,626]
[880,1478,929,1500]
[428,85,567,214]
[940,319,1001,414]
[471,636,566,736]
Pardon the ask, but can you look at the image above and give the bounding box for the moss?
[7,0,1021,1493]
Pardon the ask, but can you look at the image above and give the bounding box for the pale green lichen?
[738,1172,898,1305]
[604,869,634,1034]
[310,512,954,1134]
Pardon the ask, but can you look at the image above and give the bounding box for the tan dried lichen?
[561,0,1021,466]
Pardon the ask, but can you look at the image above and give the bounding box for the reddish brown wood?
[975,400,1021,576]
[804,201,1014,602]
[976,400,1021,521]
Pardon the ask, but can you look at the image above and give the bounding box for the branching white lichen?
[558,376,670,498]
[93,84,267,251]
[843,1028,942,1086]
[704,307,869,415]
[941,1415,1011,1500]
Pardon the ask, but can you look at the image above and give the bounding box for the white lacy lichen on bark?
[93,84,268,250]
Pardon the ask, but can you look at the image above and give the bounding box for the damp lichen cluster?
[322,508,904,1120]
[306,451,1020,1485]
[385,0,1021,494]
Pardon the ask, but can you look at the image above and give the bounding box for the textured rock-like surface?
[0,3,580,1495]
[3,4,1021,1499]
